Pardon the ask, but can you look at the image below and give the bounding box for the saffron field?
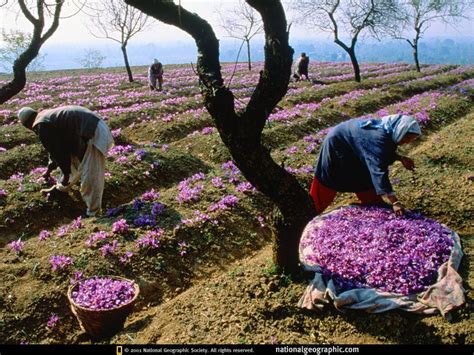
[0,62,473,344]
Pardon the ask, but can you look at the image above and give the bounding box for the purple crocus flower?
[112,219,129,234]
[136,229,163,250]
[47,314,59,328]
[8,238,25,254]
[49,255,74,272]
[141,189,160,201]
[38,230,52,241]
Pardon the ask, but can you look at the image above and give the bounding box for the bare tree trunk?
[0,27,43,104]
[246,39,252,71]
[411,28,422,73]
[121,44,134,82]
[0,53,31,104]
[413,44,420,72]
[348,48,361,82]
[0,0,63,104]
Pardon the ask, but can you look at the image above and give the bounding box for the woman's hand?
[400,156,415,171]
[392,201,405,216]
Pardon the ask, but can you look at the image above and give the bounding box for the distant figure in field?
[18,105,114,217]
[293,52,310,82]
[148,59,164,91]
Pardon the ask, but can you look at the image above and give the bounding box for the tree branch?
[18,0,39,25]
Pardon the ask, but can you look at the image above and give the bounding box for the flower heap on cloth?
[71,277,135,310]
[298,206,464,315]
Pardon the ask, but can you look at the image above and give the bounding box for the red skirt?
[309,176,383,214]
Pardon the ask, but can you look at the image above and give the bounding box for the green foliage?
[0,30,46,72]
[76,49,106,69]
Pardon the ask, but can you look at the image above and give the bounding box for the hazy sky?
[0,0,473,46]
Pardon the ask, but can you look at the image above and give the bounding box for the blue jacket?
[315,118,397,195]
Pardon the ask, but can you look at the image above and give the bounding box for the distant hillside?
[1,37,473,73]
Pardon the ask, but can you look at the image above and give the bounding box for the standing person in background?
[293,52,310,82]
[18,105,114,217]
[148,59,164,91]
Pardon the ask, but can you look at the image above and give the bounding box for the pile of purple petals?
[71,277,136,310]
[302,206,454,295]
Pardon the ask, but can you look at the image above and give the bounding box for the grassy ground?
[112,110,474,345]
[0,63,472,344]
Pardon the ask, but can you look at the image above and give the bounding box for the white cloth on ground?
[56,119,114,216]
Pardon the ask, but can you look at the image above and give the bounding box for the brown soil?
[100,112,474,345]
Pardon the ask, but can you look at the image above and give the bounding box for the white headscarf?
[381,114,422,143]
[154,58,159,64]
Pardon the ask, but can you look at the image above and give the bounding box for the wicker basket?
[67,276,140,339]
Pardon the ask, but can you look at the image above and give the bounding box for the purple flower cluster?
[133,214,156,227]
[112,219,129,235]
[100,240,119,257]
[151,202,165,216]
[47,314,59,328]
[180,210,217,227]
[141,189,160,201]
[106,206,125,217]
[71,216,83,230]
[286,146,299,155]
[85,231,109,247]
[211,177,225,188]
[111,128,122,138]
[108,144,134,157]
[302,206,454,295]
[201,126,215,135]
[56,225,70,238]
[49,255,74,272]
[178,241,189,256]
[119,251,134,264]
[209,195,239,212]
[38,230,52,241]
[176,172,206,204]
[0,188,7,198]
[221,161,241,184]
[136,229,163,249]
[132,198,145,211]
[134,149,147,161]
[71,277,136,310]
[235,182,255,193]
[70,270,84,285]
[8,239,25,254]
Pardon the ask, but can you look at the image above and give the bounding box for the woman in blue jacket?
[311,114,421,216]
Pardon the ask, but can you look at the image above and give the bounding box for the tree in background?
[125,0,316,275]
[390,0,471,72]
[0,0,63,104]
[0,30,46,72]
[77,48,106,69]
[292,0,398,82]
[216,0,263,71]
[88,0,149,82]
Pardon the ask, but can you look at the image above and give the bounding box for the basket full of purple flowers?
[67,276,139,339]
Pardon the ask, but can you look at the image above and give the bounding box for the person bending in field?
[311,114,421,216]
[18,105,114,217]
[293,52,310,82]
[148,58,164,91]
